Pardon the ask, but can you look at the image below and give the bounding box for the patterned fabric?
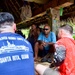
[56,37,75,75]
[54,45,66,66]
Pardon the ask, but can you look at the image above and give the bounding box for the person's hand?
[42,41,48,47]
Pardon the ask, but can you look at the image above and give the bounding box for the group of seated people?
[27,23,75,75]
[27,23,56,61]
[0,12,75,75]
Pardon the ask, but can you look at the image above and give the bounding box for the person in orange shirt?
[35,24,75,75]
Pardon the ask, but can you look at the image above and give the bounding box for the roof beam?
[33,0,74,16]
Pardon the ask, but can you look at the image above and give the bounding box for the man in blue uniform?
[0,12,35,75]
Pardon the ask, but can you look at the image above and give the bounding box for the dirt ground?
[34,57,50,75]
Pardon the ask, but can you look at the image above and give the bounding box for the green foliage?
[21,28,30,39]
[73,35,75,40]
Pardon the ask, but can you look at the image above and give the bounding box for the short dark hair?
[60,24,73,34]
[0,12,14,24]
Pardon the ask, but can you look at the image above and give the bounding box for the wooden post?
[46,8,60,35]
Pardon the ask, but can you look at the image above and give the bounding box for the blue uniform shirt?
[38,32,56,50]
[0,32,35,75]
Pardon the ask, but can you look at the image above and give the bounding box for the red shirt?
[56,37,75,75]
